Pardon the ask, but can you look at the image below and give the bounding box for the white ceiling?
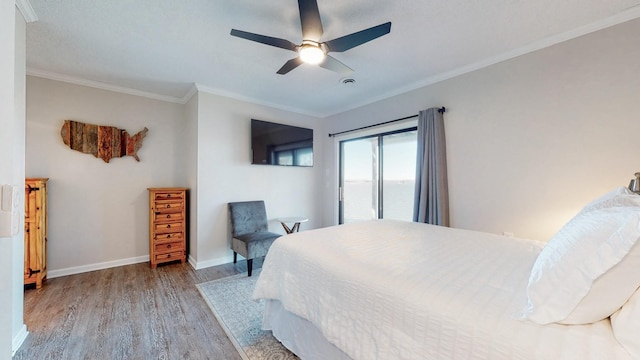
[25,0,640,117]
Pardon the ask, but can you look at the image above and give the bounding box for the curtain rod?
[328,107,445,138]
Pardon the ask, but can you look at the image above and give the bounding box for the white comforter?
[253,220,631,360]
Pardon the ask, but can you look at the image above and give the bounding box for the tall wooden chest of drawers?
[25,178,48,288]
[148,187,188,268]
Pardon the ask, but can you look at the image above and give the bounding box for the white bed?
[253,204,640,360]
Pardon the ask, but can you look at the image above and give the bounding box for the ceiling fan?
[230,0,391,75]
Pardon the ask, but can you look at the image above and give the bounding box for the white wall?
[184,92,199,264]
[0,4,16,359]
[25,76,186,275]
[323,18,640,241]
[12,6,27,355]
[192,90,323,268]
[1,4,25,359]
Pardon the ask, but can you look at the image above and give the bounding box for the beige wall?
[191,90,323,268]
[24,77,326,272]
[323,18,640,241]
[25,76,185,276]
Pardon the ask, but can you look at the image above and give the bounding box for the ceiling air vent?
[341,78,356,86]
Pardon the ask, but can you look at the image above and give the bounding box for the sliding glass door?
[340,136,380,222]
[339,128,418,224]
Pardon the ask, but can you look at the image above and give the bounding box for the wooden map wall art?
[60,120,149,163]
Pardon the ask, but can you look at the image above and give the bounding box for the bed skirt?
[263,299,352,360]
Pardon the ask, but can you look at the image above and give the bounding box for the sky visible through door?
[341,129,417,223]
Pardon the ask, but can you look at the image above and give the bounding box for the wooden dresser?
[25,178,48,288]
[148,187,188,268]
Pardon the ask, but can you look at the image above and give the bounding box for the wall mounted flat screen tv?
[251,119,313,167]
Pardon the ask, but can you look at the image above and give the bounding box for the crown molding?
[182,84,199,104]
[186,6,640,118]
[193,83,322,118]
[15,0,37,23]
[26,68,187,104]
[23,5,640,118]
[322,5,640,118]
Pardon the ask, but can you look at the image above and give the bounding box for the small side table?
[278,217,308,234]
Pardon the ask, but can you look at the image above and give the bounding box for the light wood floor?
[13,258,263,360]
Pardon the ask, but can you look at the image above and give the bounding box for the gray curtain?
[413,108,449,226]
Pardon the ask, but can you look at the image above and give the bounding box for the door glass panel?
[339,127,418,224]
[341,137,379,223]
[382,130,417,221]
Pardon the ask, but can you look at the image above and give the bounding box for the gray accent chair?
[228,200,282,276]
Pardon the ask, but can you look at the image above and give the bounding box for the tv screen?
[251,119,313,167]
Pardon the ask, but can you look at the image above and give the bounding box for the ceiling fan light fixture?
[230,1,391,75]
[299,43,325,65]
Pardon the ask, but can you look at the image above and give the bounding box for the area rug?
[196,271,298,360]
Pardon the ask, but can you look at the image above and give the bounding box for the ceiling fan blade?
[298,0,323,41]
[230,29,298,52]
[319,55,353,75]
[324,22,391,53]
[277,57,304,75]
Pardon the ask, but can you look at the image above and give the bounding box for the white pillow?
[611,288,640,358]
[521,206,640,324]
[580,186,640,213]
[561,241,640,324]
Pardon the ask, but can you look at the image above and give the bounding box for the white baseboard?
[48,255,150,279]
[47,254,234,278]
[188,254,197,269]
[192,255,232,270]
[12,324,28,356]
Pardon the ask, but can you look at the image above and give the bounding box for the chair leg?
[247,259,253,277]
[233,252,237,264]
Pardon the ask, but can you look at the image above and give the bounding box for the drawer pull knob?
[167,215,171,219]
[167,234,171,238]
[166,204,170,208]
[167,194,171,198]
[167,224,171,228]
[168,254,171,258]
[167,244,171,248]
